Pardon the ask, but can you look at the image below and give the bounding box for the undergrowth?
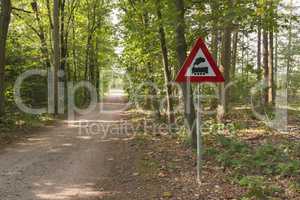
[0,112,55,143]
[204,133,300,199]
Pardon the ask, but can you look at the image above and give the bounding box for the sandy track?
[0,95,131,200]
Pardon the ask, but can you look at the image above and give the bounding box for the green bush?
[209,123,238,136]
[204,135,300,199]
[276,161,300,177]
[239,176,283,199]
[239,176,268,199]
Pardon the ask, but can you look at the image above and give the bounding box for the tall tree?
[31,0,51,69]
[60,0,67,75]
[84,0,102,83]
[0,0,11,116]
[210,1,220,62]
[268,30,274,105]
[60,0,78,80]
[174,0,197,148]
[52,0,60,114]
[156,0,175,130]
[257,19,262,79]
[231,31,238,79]
[274,33,278,88]
[286,0,293,88]
[220,0,233,113]
[262,29,269,105]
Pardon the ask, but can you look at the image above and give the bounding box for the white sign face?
[185,48,216,77]
[175,37,224,83]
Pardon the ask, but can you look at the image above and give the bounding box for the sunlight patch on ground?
[34,185,115,200]
[47,148,63,153]
[76,136,93,140]
[239,128,267,135]
[62,143,73,147]
[27,138,49,142]
[108,89,124,97]
[68,120,123,123]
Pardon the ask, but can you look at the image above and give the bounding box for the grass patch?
[0,113,55,144]
[137,157,160,177]
[204,134,300,199]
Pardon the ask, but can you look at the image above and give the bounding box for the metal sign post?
[196,85,202,184]
[175,37,225,185]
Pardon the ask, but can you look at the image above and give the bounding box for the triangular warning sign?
[176,37,224,83]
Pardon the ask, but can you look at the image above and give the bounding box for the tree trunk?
[60,0,67,78]
[274,32,278,98]
[95,39,100,101]
[212,30,222,110]
[72,19,77,81]
[0,0,11,116]
[218,0,233,115]
[156,0,175,129]
[210,2,219,62]
[287,0,293,89]
[89,41,95,84]
[241,35,245,75]
[220,25,232,113]
[46,0,54,56]
[85,35,92,81]
[174,0,197,148]
[268,30,274,105]
[210,2,220,110]
[52,0,60,115]
[257,21,262,80]
[140,0,161,118]
[85,2,96,83]
[246,37,250,82]
[211,30,219,62]
[31,1,51,69]
[231,31,238,79]
[149,63,162,120]
[262,29,269,105]
[46,0,53,29]
[60,0,69,108]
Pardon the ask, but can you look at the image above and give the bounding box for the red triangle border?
[175,37,225,83]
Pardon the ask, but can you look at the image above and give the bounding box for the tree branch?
[13,11,40,36]
[12,7,33,14]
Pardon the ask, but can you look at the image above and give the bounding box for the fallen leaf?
[163,191,173,198]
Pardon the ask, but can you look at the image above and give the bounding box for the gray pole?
[196,84,202,184]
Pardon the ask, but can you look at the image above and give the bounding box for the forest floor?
[0,93,300,200]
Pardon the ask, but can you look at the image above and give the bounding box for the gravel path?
[0,95,132,200]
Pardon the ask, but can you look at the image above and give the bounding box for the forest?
[0,0,300,199]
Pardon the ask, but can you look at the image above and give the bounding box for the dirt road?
[0,94,134,200]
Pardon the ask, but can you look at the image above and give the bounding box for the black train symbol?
[192,57,209,76]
